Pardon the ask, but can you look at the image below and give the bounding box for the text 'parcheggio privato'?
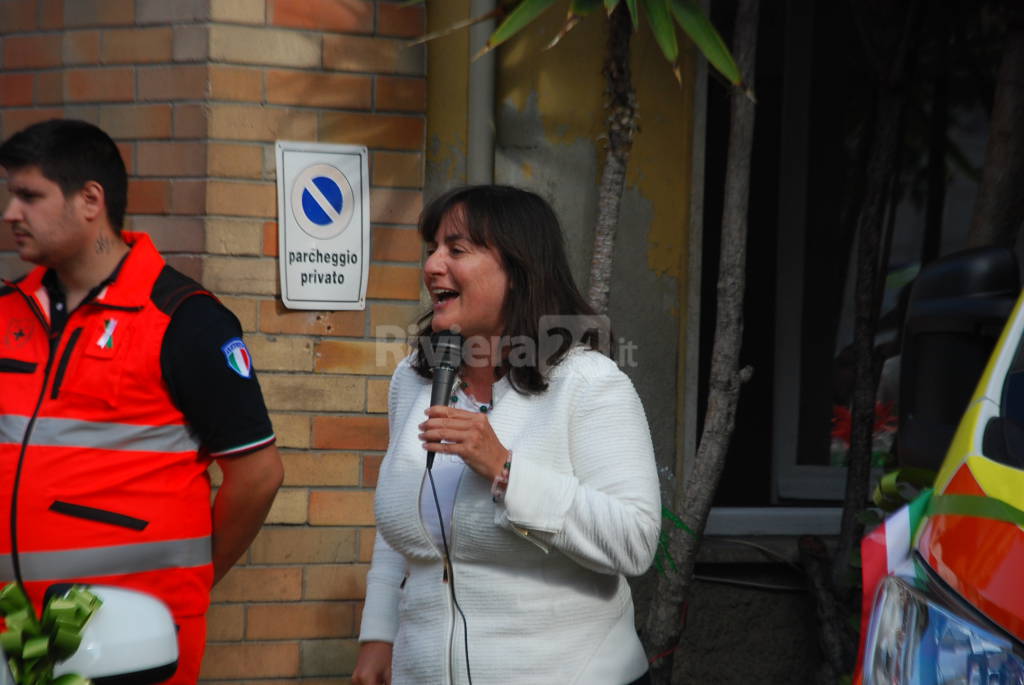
[287,247,359,286]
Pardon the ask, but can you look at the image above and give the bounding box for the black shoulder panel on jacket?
[151,265,209,316]
[0,275,26,297]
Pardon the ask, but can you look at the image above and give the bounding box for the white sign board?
[276,141,370,310]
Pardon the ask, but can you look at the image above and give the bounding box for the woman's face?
[423,209,509,340]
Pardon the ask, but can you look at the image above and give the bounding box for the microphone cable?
[426,464,474,684]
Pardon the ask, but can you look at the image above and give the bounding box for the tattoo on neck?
[96,236,111,254]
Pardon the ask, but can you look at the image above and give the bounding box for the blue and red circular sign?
[291,163,355,240]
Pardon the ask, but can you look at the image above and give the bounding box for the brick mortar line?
[260,338,413,345]
[206,259,424,268]
[261,69,425,79]
[205,26,427,40]
[258,371,385,377]
[0,67,68,73]
[196,105,429,116]
[212,598,367,602]
[0,24,210,35]
[257,64,422,73]
[206,226,424,232]
[287,410,389,418]
[199,136,425,151]
[4,99,189,106]
[301,487,381,491]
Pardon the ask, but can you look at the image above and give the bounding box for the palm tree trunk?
[644,1,759,681]
[588,4,636,314]
[966,9,1024,249]
[830,86,906,607]
[833,0,922,594]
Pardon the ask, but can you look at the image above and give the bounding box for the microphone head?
[429,330,464,372]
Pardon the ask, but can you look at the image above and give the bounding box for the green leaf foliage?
[669,0,742,85]
[550,0,605,49]
[486,0,559,52]
[642,0,678,65]
[571,0,604,15]
[429,0,744,94]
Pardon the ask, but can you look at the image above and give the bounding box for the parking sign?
[276,141,370,310]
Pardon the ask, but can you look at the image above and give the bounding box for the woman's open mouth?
[431,288,459,307]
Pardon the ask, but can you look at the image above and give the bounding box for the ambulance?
[861,247,1024,683]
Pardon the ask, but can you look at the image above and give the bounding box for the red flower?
[873,401,897,434]
[832,405,852,445]
[831,402,897,447]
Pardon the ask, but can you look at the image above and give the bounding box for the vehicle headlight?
[864,574,1024,684]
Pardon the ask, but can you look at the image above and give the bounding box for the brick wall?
[0,0,427,680]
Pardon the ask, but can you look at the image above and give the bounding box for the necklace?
[449,379,494,414]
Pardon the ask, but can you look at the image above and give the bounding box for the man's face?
[2,165,89,268]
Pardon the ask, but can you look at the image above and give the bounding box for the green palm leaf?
[643,0,678,65]
[670,0,742,86]
[481,0,558,55]
[571,0,604,14]
[548,0,606,48]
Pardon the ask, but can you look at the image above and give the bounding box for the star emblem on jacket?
[4,319,33,348]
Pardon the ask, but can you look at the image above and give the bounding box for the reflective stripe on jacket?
[0,231,214,619]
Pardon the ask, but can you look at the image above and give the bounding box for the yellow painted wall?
[426,0,471,192]
[495,6,694,282]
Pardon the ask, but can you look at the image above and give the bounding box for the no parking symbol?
[276,141,370,311]
[291,163,355,240]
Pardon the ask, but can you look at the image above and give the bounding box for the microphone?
[426,330,463,470]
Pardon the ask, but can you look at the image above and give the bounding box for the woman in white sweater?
[353,185,661,685]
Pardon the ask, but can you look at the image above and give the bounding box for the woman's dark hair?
[0,119,127,232]
[411,185,608,394]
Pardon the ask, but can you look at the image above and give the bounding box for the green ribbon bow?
[872,467,937,511]
[0,582,101,685]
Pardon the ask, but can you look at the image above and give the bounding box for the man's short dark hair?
[0,119,128,232]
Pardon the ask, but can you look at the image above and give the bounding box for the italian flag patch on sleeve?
[221,337,253,378]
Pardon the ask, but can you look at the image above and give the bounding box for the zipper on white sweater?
[507,520,552,553]
[446,585,459,684]
[415,471,442,559]
[418,463,466,684]
[444,470,465,684]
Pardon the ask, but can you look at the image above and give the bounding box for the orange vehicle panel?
[918,462,1024,642]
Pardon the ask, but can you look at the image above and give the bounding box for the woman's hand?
[352,641,393,685]
[420,406,508,481]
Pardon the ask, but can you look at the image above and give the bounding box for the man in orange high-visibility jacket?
[0,119,284,683]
